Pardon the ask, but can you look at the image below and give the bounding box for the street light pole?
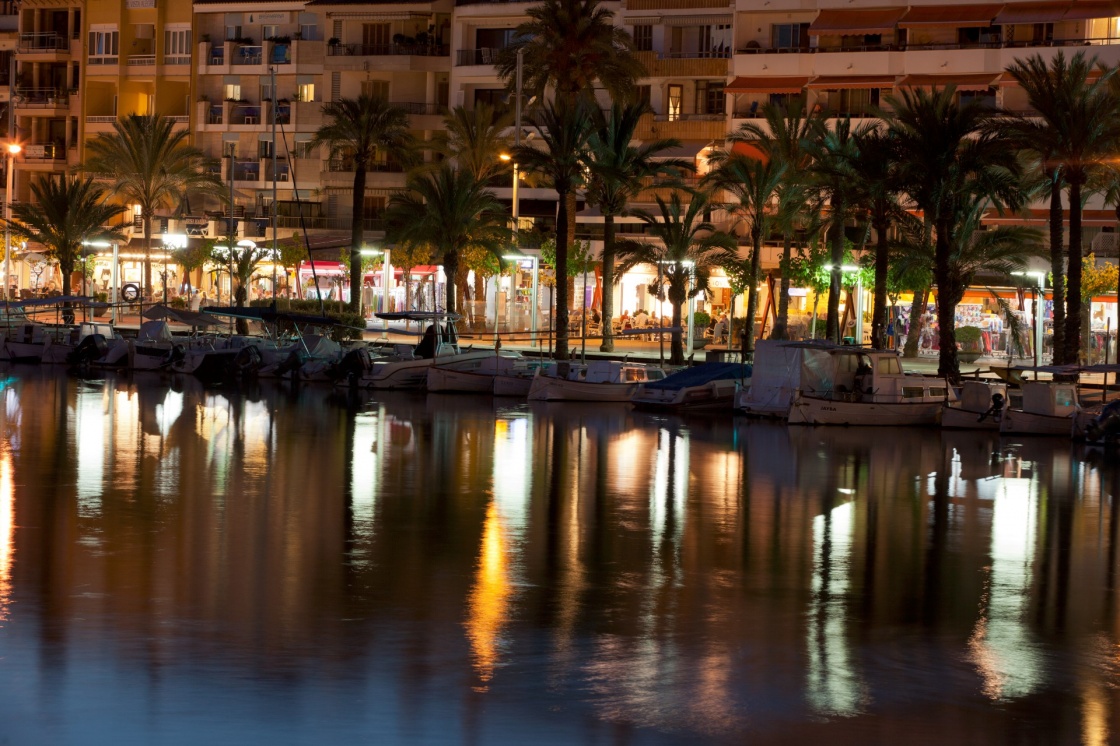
[271,65,278,302]
[4,142,19,301]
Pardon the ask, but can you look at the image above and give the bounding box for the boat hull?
[789,395,943,426]
[631,380,741,412]
[427,366,495,394]
[941,405,1001,431]
[493,374,533,397]
[528,376,640,403]
[1000,409,1075,436]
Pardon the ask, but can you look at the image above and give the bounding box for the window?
[88,29,119,63]
[298,81,315,102]
[259,81,274,101]
[225,82,242,101]
[632,25,653,51]
[696,81,725,115]
[957,25,1001,46]
[876,357,901,375]
[262,25,279,40]
[299,12,319,41]
[258,137,273,160]
[363,195,387,216]
[361,80,389,100]
[226,25,242,41]
[473,88,507,112]
[667,84,682,121]
[700,24,731,57]
[363,23,390,50]
[902,387,925,399]
[164,28,191,64]
[771,23,809,50]
[637,85,651,108]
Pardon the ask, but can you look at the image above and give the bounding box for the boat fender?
[978,393,1005,423]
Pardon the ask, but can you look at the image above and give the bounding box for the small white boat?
[427,353,522,394]
[1001,380,1079,436]
[788,350,956,426]
[346,312,491,390]
[631,361,749,411]
[941,380,1008,430]
[528,360,667,403]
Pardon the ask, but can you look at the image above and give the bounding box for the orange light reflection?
[464,501,513,690]
[0,446,13,622]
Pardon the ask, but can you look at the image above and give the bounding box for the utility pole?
[270,66,278,301]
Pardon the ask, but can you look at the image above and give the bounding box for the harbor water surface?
[0,368,1118,744]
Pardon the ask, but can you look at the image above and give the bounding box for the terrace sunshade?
[725,76,810,93]
[993,1,1071,24]
[899,73,1001,90]
[808,8,908,35]
[807,74,898,89]
[898,4,1005,27]
[1062,0,1120,19]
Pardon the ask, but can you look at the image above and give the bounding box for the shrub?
[690,310,712,329]
[956,325,983,350]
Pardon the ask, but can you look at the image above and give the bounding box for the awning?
[808,8,908,35]
[898,4,1005,27]
[1062,0,1120,19]
[731,140,769,162]
[993,1,1071,24]
[393,265,439,277]
[899,73,1000,90]
[648,142,708,159]
[999,67,1103,85]
[807,74,897,89]
[662,14,733,26]
[726,75,810,93]
[626,15,662,24]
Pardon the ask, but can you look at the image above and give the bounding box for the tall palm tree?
[434,103,512,182]
[887,85,1030,382]
[615,192,737,364]
[852,124,909,350]
[585,103,690,352]
[311,95,415,312]
[729,97,820,340]
[495,0,645,108]
[804,116,861,342]
[383,163,509,315]
[1006,52,1120,363]
[513,100,593,360]
[6,177,126,309]
[703,152,787,353]
[82,113,222,297]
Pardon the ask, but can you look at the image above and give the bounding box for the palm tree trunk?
[904,284,930,358]
[743,228,763,353]
[443,250,458,314]
[1048,178,1067,364]
[933,221,960,382]
[599,213,616,352]
[772,232,792,340]
[871,213,890,350]
[555,188,571,361]
[825,217,844,342]
[143,213,153,297]
[349,164,367,314]
[670,295,684,365]
[1066,177,1084,363]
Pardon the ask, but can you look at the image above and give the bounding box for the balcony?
[328,42,447,58]
[164,54,191,66]
[14,88,70,110]
[229,103,263,127]
[232,45,263,66]
[126,54,156,76]
[635,112,726,140]
[22,142,65,160]
[327,158,405,174]
[229,159,260,183]
[17,32,68,54]
[456,47,503,66]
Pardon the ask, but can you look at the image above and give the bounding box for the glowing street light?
[4,142,20,301]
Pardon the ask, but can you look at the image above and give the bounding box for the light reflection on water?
[0,367,1118,744]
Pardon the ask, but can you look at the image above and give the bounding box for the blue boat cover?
[644,361,751,391]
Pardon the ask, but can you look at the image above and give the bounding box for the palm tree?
[6,177,126,315]
[615,192,737,364]
[852,124,909,350]
[434,103,512,182]
[804,116,861,342]
[1006,52,1120,363]
[729,97,820,340]
[703,152,787,353]
[513,100,594,360]
[585,103,690,352]
[495,0,645,108]
[887,85,1030,382]
[383,163,509,315]
[311,95,415,313]
[82,113,222,297]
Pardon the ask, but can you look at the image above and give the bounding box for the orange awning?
[898,4,1004,27]
[725,76,810,93]
[807,74,897,89]
[808,8,908,35]
[899,73,1000,90]
[731,140,769,162]
[999,68,1102,85]
[1062,0,1120,19]
[993,0,1071,23]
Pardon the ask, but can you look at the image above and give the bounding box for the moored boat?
[1000,380,1079,436]
[941,380,1008,430]
[527,360,667,402]
[631,361,749,411]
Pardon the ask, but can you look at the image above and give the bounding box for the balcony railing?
[15,88,69,107]
[127,54,156,66]
[18,32,66,51]
[22,142,65,160]
[87,55,119,66]
[208,104,224,125]
[229,104,262,125]
[327,42,447,57]
[209,46,225,64]
[661,48,731,59]
[232,45,262,65]
[737,35,1120,56]
[456,47,505,66]
[165,54,191,65]
[328,158,405,174]
[230,159,260,182]
[391,101,448,115]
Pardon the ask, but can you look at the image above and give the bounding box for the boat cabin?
[547,360,666,384]
[824,349,953,404]
[1020,381,1079,417]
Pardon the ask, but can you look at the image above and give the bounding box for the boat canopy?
[5,295,92,308]
[143,304,222,327]
[644,362,750,390]
[375,312,461,322]
[201,305,336,326]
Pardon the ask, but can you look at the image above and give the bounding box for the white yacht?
[527,360,667,403]
[941,380,1008,430]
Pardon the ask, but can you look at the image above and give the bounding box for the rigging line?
[276,116,326,317]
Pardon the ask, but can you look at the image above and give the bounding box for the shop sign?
[125,0,156,8]
[253,12,290,23]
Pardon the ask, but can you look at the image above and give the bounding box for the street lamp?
[1013,270,1047,367]
[503,249,539,346]
[4,141,20,301]
[824,264,863,344]
[361,246,392,337]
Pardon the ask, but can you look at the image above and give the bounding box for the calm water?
[0,368,1118,745]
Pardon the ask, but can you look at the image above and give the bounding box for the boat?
[0,296,101,363]
[426,352,523,394]
[527,360,667,402]
[346,313,492,390]
[941,379,1008,430]
[734,340,839,418]
[631,361,750,412]
[787,348,956,426]
[493,359,549,397]
[1000,379,1079,436]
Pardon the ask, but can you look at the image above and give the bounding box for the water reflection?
[0,369,1118,743]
